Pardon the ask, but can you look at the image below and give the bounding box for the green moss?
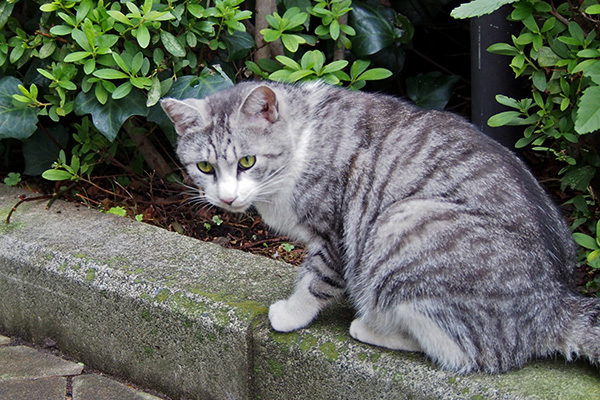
[299,334,318,351]
[85,268,96,281]
[268,359,283,377]
[492,360,600,400]
[370,353,381,363]
[154,288,171,303]
[141,310,152,322]
[319,342,338,361]
[271,331,300,353]
[358,352,368,361]
[189,287,267,321]
[393,371,403,383]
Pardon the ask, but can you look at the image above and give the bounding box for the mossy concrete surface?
[0,185,598,399]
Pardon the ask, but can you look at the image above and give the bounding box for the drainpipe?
[470,5,525,148]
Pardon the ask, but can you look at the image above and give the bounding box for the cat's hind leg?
[349,317,422,352]
[352,304,476,372]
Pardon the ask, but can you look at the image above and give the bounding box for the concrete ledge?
[0,184,598,399]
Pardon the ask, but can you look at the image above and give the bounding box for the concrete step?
[0,184,598,400]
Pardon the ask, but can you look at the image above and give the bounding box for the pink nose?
[221,198,236,206]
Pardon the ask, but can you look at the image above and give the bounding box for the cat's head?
[161,84,293,213]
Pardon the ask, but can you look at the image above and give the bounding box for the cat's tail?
[560,294,600,364]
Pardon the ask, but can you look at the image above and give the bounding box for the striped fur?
[161,82,600,373]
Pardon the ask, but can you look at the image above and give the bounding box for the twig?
[240,236,289,249]
[6,194,52,225]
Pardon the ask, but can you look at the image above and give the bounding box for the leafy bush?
[453,0,600,293]
[1,0,410,183]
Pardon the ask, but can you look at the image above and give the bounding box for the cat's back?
[285,84,577,280]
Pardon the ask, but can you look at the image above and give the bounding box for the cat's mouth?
[218,202,251,214]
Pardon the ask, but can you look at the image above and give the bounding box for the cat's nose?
[221,197,236,206]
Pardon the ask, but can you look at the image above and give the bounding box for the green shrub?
[453,0,600,293]
[1,0,408,183]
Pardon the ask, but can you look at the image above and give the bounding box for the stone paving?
[0,334,168,400]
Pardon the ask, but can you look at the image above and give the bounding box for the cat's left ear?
[239,86,279,124]
[160,98,206,136]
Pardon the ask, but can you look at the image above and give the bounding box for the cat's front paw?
[268,299,316,332]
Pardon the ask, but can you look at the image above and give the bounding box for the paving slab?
[72,374,162,400]
[0,377,66,400]
[1,184,599,399]
[0,346,83,381]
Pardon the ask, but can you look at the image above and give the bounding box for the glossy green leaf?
[575,86,600,134]
[223,30,255,60]
[22,125,69,175]
[42,169,74,181]
[93,69,130,80]
[586,4,600,14]
[74,89,148,141]
[350,1,399,57]
[64,51,92,62]
[451,0,517,18]
[136,24,151,48]
[0,76,40,140]
[357,67,393,81]
[106,10,133,26]
[406,72,460,110]
[561,165,596,191]
[573,233,599,250]
[161,30,186,57]
[275,55,301,70]
[112,81,133,99]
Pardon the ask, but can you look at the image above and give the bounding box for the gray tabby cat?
[161,81,600,373]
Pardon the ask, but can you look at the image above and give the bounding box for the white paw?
[268,299,316,332]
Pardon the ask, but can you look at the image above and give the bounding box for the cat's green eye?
[197,161,214,174]
[238,156,256,170]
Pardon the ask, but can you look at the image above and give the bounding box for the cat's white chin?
[220,203,251,213]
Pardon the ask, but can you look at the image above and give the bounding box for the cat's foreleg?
[269,254,344,332]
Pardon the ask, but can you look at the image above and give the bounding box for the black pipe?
[470,5,525,148]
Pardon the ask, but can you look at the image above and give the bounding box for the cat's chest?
[254,194,312,243]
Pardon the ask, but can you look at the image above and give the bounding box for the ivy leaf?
[561,165,596,191]
[22,124,69,175]
[406,72,460,110]
[74,89,148,141]
[575,86,600,134]
[350,1,400,57]
[0,76,40,140]
[222,30,255,60]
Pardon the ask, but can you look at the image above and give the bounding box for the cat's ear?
[239,86,279,124]
[160,98,207,136]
